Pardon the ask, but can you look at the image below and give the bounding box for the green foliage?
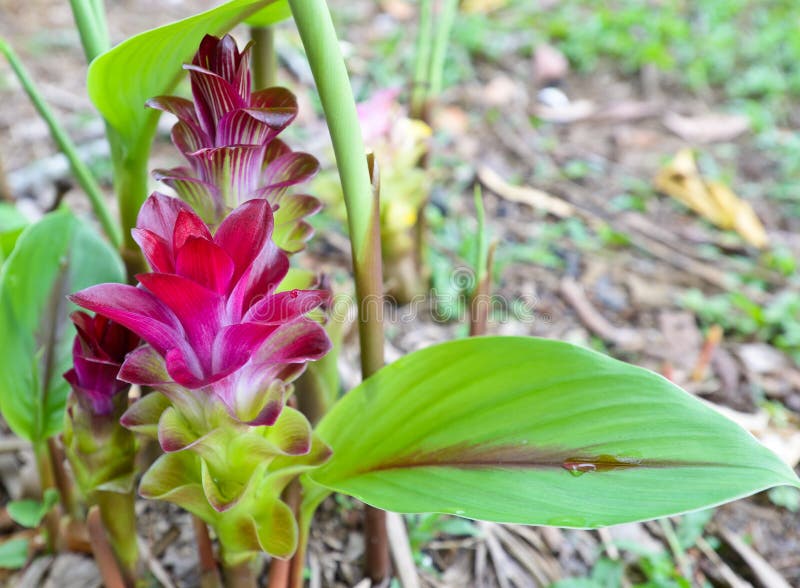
[246,1,291,26]
[768,486,800,512]
[682,289,800,364]
[311,337,798,527]
[0,204,27,265]
[7,488,59,528]
[0,539,28,570]
[0,209,124,446]
[552,558,625,588]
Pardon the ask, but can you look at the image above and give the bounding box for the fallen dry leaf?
[654,149,768,248]
[663,111,750,143]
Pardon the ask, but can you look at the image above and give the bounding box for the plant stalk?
[107,129,150,277]
[410,0,433,120]
[222,559,258,588]
[428,0,459,97]
[95,490,139,585]
[193,516,223,588]
[289,0,388,580]
[33,442,60,553]
[47,437,80,521]
[0,38,122,247]
[68,0,111,63]
[87,506,128,588]
[250,26,278,89]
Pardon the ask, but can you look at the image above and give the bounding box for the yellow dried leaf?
[654,149,768,248]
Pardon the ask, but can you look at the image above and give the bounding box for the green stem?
[289,0,388,580]
[0,39,122,248]
[411,0,433,120]
[250,26,278,89]
[69,0,110,63]
[95,490,139,585]
[428,0,459,97]
[107,127,151,277]
[34,443,60,553]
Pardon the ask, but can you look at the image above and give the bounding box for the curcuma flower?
[62,312,140,497]
[147,34,320,253]
[63,311,140,416]
[70,193,331,427]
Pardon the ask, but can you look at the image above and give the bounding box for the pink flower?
[63,312,140,415]
[147,35,320,252]
[70,193,331,426]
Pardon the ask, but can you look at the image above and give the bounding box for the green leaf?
[0,203,27,262]
[87,0,279,151]
[312,337,799,527]
[0,538,28,569]
[246,1,291,26]
[7,488,59,528]
[0,209,124,445]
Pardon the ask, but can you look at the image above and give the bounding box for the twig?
[386,512,420,588]
[138,536,178,588]
[491,523,555,586]
[478,166,575,218]
[597,528,619,560]
[717,526,792,588]
[691,324,723,381]
[559,277,645,350]
[480,523,529,588]
[695,535,752,588]
[657,518,691,579]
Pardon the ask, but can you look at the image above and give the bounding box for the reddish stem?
[192,516,222,588]
[267,558,290,588]
[87,506,129,588]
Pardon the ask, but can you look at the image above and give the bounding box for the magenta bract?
[147,34,320,252]
[70,193,331,426]
[63,311,139,415]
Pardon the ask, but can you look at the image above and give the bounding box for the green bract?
[0,210,124,446]
[310,336,799,527]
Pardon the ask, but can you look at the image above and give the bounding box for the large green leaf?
[246,1,291,26]
[87,0,279,149]
[0,203,27,264]
[312,337,799,527]
[0,209,124,445]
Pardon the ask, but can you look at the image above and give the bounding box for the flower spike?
[147,34,319,252]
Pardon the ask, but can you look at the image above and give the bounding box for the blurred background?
[1,1,799,586]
